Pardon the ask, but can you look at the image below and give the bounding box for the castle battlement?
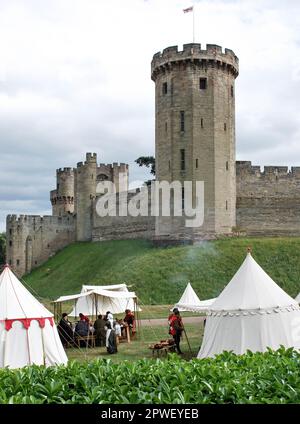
[151,43,239,80]
[98,163,129,171]
[236,161,300,178]
[6,214,75,227]
[56,167,73,175]
[85,152,97,163]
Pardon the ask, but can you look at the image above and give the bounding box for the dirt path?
[140,315,205,327]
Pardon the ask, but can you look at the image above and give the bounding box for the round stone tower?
[50,168,74,216]
[74,152,97,241]
[151,43,239,239]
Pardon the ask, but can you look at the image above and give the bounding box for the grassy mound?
[25,237,300,304]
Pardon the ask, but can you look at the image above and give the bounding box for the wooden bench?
[75,334,96,348]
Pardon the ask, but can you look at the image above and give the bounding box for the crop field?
[0,348,299,404]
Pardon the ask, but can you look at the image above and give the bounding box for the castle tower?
[151,43,239,239]
[50,168,74,216]
[74,153,97,241]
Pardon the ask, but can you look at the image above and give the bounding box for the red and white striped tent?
[0,265,68,369]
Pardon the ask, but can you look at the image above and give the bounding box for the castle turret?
[74,153,97,241]
[50,167,74,216]
[151,43,239,239]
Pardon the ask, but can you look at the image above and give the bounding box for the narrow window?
[162,82,168,95]
[9,240,12,246]
[165,121,168,132]
[180,111,185,132]
[180,149,185,171]
[231,85,234,97]
[182,187,185,210]
[201,118,204,128]
[196,159,198,169]
[168,160,171,171]
[17,259,20,266]
[199,78,207,89]
[226,200,228,210]
[9,229,12,235]
[35,261,37,265]
[224,123,227,131]
[226,161,229,171]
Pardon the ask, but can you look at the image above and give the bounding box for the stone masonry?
[6,42,300,276]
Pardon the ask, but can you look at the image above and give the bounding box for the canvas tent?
[55,283,139,317]
[173,282,216,312]
[198,252,300,358]
[296,293,300,303]
[0,265,68,369]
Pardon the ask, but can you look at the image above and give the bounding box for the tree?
[0,233,6,266]
[135,156,156,176]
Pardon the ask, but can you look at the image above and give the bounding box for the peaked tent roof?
[211,253,298,311]
[0,265,53,320]
[0,265,68,368]
[173,282,216,312]
[176,283,202,307]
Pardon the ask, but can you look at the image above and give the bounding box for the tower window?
[168,160,171,171]
[9,240,12,246]
[17,259,20,266]
[201,118,204,128]
[199,78,207,89]
[226,161,229,171]
[231,85,234,97]
[162,82,168,95]
[9,229,12,235]
[196,159,198,169]
[180,111,185,132]
[182,187,185,210]
[180,149,185,171]
[224,123,227,131]
[226,200,228,210]
[165,122,168,132]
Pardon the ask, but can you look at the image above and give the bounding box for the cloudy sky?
[0,0,300,232]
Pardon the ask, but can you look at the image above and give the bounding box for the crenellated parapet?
[151,43,239,81]
[6,214,75,227]
[236,161,300,179]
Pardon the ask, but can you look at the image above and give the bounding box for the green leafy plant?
[0,348,300,404]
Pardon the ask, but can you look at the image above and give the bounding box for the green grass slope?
[25,237,300,304]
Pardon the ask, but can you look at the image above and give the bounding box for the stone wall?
[236,161,300,235]
[92,189,155,241]
[6,214,75,276]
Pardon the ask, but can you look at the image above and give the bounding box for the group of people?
[57,309,136,355]
[58,307,186,356]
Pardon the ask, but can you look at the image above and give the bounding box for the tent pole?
[182,326,192,354]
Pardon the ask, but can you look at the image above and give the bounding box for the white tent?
[296,293,300,303]
[198,253,300,358]
[0,265,68,369]
[173,282,216,312]
[55,283,139,317]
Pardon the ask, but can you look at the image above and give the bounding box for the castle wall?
[6,214,75,276]
[92,189,155,241]
[236,161,300,235]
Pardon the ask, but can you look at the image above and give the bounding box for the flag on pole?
[183,6,193,13]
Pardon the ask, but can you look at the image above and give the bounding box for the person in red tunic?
[124,309,136,337]
[168,308,184,354]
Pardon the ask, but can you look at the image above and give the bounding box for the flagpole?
[193,6,195,43]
